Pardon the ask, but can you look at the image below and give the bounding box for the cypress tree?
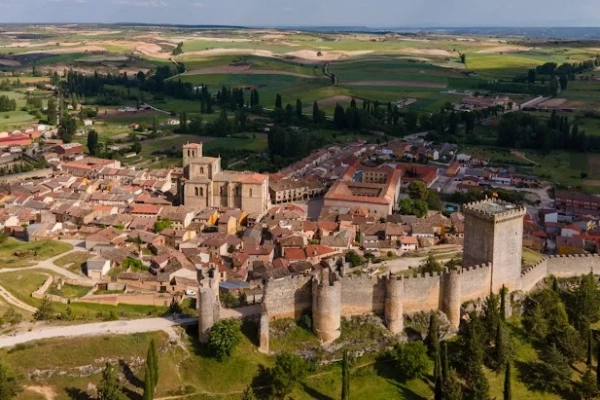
[275,94,282,109]
[500,285,507,321]
[434,374,443,400]
[142,366,154,400]
[596,344,600,388]
[425,312,440,358]
[341,350,352,400]
[494,320,507,370]
[503,362,511,400]
[150,339,159,387]
[441,341,449,382]
[588,328,593,366]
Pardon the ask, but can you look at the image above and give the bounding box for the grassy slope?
[0,239,73,268]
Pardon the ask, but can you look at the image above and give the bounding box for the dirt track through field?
[342,80,446,88]
[181,66,323,79]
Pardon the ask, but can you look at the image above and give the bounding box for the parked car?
[185,289,197,296]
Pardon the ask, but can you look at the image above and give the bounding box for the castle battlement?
[463,199,526,223]
[462,262,493,273]
[547,253,599,259]
[521,260,547,277]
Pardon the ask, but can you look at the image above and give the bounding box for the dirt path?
[510,149,539,166]
[25,386,56,400]
[0,283,37,313]
[0,247,92,281]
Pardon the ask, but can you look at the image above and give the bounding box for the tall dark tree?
[482,293,501,343]
[295,99,303,120]
[87,129,99,156]
[587,327,593,366]
[527,69,536,83]
[46,98,57,125]
[58,113,77,143]
[312,101,321,124]
[503,362,511,400]
[596,344,600,388]
[341,350,353,400]
[500,285,507,321]
[494,321,509,370]
[142,366,154,400]
[441,341,449,381]
[149,339,159,386]
[275,94,282,109]
[425,312,440,358]
[334,103,346,129]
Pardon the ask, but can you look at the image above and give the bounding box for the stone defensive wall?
[520,254,600,292]
[258,262,495,348]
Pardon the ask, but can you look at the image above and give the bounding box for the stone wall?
[339,275,385,316]
[460,263,493,302]
[520,260,549,292]
[547,254,600,277]
[262,275,312,319]
[402,272,443,313]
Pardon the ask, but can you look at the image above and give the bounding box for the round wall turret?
[312,274,341,343]
[198,287,215,343]
[384,276,404,335]
[441,270,461,328]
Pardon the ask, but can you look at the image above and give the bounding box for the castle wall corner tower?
[462,199,526,292]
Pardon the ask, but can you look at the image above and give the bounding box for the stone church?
[181,142,269,214]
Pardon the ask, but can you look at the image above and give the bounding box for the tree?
[392,341,430,380]
[142,366,154,400]
[503,362,511,400]
[538,344,572,393]
[341,350,353,400]
[404,110,418,131]
[240,386,257,400]
[408,181,429,201]
[573,272,600,326]
[494,321,509,371]
[587,327,593,366]
[425,312,440,357]
[0,358,18,400]
[312,101,322,124]
[344,250,363,267]
[87,129,99,156]
[579,367,598,400]
[58,113,77,143]
[275,94,282,109]
[34,297,54,321]
[420,255,444,274]
[153,218,172,233]
[148,339,158,387]
[46,98,57,125]
[482,293,501,343]
[460,53,467,64]
[596,343,600,388]
[295,99,303,120]
[97,363,126,400]
[500,285,507,321]
[207,319,243,361]
[270,352,307,400]
[441,341,449,381]
[444,370,463,400]
[334,103,346,129]
[527,69,536,84]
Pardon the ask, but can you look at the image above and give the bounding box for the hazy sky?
[0,0,599,26]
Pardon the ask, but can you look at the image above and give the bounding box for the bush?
[207,319,243,361]
[391,341,430,380]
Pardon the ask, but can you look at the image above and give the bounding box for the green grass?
[52,252,90,274]
[0,269,54,304]
[522,247,544,265]
[0,239,73,268]
[47,283,91,299]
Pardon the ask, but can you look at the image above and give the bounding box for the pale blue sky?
[0,0,598,27]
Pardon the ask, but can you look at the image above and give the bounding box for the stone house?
[87,256,112,279]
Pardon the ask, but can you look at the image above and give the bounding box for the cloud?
[191,2,204,7]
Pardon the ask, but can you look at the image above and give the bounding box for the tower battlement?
[463,199,526,223]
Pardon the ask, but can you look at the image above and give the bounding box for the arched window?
[249,188,253,197]
[194,187,199,196]
[220,186,225,195]
[200,187,204,196]
[187,150,191,157]
[200,167,204,174]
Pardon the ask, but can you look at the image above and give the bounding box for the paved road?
[0,317,197,348]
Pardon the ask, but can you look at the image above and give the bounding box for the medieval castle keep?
[197,199,600,352]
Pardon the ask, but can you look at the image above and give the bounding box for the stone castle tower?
[462,199,526,292]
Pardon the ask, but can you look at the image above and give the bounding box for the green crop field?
[0,239,72,269]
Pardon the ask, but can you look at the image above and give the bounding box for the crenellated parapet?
[463,199,526,224]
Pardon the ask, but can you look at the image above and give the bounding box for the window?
[194,187,199,196]
[200,187,204,196]
[220,186,225,195]
[187,150,191,157]
[200,167,204,174]
[249,189,253,197]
